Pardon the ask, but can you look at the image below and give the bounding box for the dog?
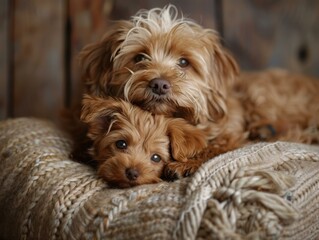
[78,5,319,177]
[80,94,207,188]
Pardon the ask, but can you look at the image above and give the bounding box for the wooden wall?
[223,0,319,76]
[0,0,318,122]
[0,0,9,120]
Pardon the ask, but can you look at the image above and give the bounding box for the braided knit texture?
[0,118,319,240]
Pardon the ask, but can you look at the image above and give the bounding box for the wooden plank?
[0,0,9,120]
[68,0,113,107]
[13,0,65,122]
[223,0,319,77]
[69,0,218,107]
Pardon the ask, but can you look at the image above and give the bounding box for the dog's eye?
[115,140,127,149]
[151,154,161,162]
[134,54,147,63]
[177,58,189,68]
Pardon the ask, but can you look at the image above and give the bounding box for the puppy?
[79,5,319,176]
[80,94,207,188]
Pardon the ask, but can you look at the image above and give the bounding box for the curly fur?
[78,5,319,178]
[81,95,207,187]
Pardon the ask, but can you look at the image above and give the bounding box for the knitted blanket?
[0,118,318,240]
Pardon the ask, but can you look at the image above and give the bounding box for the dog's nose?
[149,78,171,95]
[125,168,139,181]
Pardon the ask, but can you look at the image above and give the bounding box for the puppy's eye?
[115,140,127,149]
[177,58,189,68]
[134,54,147,63]
[151,154,161,162]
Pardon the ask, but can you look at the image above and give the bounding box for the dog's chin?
[107,180,139,189]
[131,94,196,124]
[131,95,174,114]
[108,177,162,188]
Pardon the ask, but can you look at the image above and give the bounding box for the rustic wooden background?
[0,0,318,123]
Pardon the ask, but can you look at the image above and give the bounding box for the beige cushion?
[0,118,318,239]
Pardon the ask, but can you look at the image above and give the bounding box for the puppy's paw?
[249,124,277,141]
[161,161,201,181]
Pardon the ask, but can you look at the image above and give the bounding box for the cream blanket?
[0,118,318,239]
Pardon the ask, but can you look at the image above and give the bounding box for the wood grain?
[68,0,113,107]
[0,0,9,119]
[223,0,319,77]
[13,0,65,122]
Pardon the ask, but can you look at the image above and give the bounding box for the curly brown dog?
[80,95,207,187]
[77,5,319,178]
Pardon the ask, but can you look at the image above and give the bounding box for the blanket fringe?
[195,169,298,239]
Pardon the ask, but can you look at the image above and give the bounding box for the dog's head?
[81,94,207,188]
[80,5,239,125]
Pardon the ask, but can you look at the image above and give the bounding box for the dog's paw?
[161,161,200,181]
[249,124,277,141]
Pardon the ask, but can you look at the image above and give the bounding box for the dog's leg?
[162,138,243,180]
[162,159,205,180]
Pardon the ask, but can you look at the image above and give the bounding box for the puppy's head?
[80,5,239,125]
[81,94,207,188]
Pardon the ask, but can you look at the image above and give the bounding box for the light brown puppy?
[79,5,319,177]
[81,95,207,188]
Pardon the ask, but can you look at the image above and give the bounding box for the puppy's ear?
[79,21,133,96]
[202,31,239,121]
[167,119,207,162]
[80,95,127,139]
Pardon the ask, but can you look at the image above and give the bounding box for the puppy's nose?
[149,78,171,95]
[125,168,139,181]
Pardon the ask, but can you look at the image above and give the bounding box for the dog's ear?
[79,21,133,96]
[167,119,207,162]
[201,31,239,121]
[80,94,128,139]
